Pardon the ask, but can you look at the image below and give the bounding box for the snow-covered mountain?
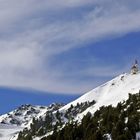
[60,73,140,119]
[0,104,47,127]
[0,103,64,140]
[0,124,22,140]
[1,72,140,140]
[0,103,64,127]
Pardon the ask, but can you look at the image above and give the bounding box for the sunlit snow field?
[0,124,22,140]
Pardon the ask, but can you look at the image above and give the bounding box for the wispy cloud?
[0,0,140,94]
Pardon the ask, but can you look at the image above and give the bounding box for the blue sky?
[0,0,140,114]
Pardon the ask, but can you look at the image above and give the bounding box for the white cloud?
[0,0,140,94]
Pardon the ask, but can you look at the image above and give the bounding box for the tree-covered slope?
[43,92,140,140]
[17,100,96,140]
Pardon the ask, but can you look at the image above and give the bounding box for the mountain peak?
[60,72,140,118]
[0,103,64,127]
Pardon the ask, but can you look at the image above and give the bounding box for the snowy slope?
[60,73,140,117]
[26,72,140,140]
[0,124,23,140]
